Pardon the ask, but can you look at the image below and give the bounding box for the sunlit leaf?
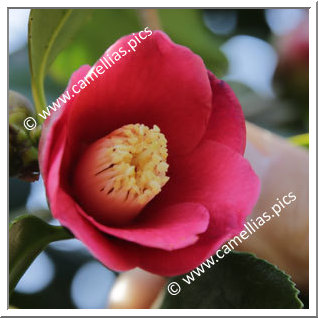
[290,133,309,149]
[28,9,92,112]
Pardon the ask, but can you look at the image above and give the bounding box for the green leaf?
[28,9,92,113]
[50,9,142,85]
[9,214,73,296]
[158,9,228,77]
[161,251,303,309]
[290,133,309,149]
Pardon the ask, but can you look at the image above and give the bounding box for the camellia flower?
[274,16,309,120]
[39,31,260,276]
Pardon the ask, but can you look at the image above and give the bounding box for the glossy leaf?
[28,9,92,112]
[9,214,73,296]
[161,251,303,309]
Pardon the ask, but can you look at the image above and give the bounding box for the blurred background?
[9,8,309,309]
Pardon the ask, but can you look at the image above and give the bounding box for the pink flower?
[275,18,309,71]
[39,31,260,276]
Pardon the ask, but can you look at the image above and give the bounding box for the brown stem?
[138,9,162,30]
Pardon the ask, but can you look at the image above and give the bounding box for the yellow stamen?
[73,124,169,225]
[96,124,169,203]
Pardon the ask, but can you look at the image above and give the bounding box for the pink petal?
[65,31,211,162]
[159,140,260,226]
[39,65,91,180]
[138,225,234,276]
[77,202,210,251]
[204,71,246,154]
[134,140,260,275]
[43,118,139,272]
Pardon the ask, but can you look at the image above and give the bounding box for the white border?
[308,1,317,315]
[2,0,317,8]
[3,1,316,316]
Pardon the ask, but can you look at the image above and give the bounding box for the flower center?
[73,124,169,225]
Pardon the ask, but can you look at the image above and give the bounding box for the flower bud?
[9,90,40,181]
